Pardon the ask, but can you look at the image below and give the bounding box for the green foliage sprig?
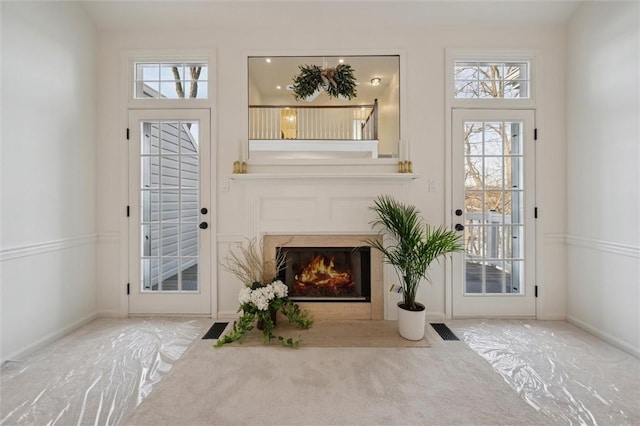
[292,64,357,100]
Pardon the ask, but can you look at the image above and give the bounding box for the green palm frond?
[366,195,463,310]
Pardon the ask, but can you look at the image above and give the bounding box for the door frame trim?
[124,108,217,317]
[446,108,538,319]
[118,49,217,318]
[443,48,541,319]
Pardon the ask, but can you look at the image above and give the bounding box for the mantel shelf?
[227,173,420,181]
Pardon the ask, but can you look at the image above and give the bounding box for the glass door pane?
[463,120,524,295]
[140,120,200,293]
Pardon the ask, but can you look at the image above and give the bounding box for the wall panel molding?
[543,233,566,245]
[0,233,98,262]
[566,234,640,258]
[97,232,119,244]
[216,234,246,244]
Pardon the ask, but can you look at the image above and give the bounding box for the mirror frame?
[242,49,407,165]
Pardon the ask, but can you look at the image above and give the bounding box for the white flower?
[250,287,271,311]
[238,287,252,305]
[271,280,288,298]
[238,280,289,311]
[266,286,276,300]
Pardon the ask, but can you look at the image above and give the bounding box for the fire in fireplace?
[277,247,371,302]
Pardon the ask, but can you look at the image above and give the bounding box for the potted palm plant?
[367,195,463,340]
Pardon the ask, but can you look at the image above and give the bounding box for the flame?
[294,255,355,297]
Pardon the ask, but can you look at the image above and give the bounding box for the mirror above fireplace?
[248,55,400,161]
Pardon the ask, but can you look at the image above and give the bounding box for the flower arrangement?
[215,238,312,348]
[238,280,289,311]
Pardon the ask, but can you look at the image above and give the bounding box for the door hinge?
[126,128,130,140]
[126,205,130,217]
[534,128,538,140]
[534,207,538,218]
[535,285,538,298]
[127,283,130,295]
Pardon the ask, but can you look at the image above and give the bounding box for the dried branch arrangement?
[222,238,285,287]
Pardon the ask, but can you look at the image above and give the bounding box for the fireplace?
[277,247,371,302]
[264,234,383,320]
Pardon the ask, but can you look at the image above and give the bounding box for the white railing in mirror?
[249,100,379,159]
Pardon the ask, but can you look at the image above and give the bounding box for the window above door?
[446,49,536,109]
[134,61,208,100]
[454,61,530,100]
[126,53,213,109]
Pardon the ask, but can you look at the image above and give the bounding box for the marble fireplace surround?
[263,234,384,320]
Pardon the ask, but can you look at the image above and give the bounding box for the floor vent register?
[430,323,460,341]
[202,322,229,340]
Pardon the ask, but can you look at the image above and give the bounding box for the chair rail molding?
[0,233,98,262]
[566,234,640,258]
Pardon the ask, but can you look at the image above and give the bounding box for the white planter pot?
[397,302,426,340]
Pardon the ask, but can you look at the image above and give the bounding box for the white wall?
[377,71,400,157]
[1,2,97,361]
[566,1,640,356]
[95,22,567,321]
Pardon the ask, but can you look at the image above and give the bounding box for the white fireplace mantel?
[228,173,419,181]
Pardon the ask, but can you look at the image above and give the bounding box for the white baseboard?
[426,312,446,321]
[217,311,240,319]
[2,312,98,364]
[96,310,126,318]
[566,315,639,359]
[536,313,566,321]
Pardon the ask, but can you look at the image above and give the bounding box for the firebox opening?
[276,247,371,302]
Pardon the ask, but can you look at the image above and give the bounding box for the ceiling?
[81,1,582,31]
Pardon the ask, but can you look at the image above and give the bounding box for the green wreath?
[292,63,357,100]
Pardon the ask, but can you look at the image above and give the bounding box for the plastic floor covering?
[1,318,638,425]
[453,320,639,425]
[0,318,205,425]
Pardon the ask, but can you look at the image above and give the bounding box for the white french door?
[451,109,536,317]
[128,109,211,315]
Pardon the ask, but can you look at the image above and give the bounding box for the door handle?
[199,222,208,230]
[455,223,464,231]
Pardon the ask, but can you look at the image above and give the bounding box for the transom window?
[134,62,208,99]
[454,61,529,99]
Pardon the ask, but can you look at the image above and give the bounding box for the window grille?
[134,62,208,100]
[454,61,529,99]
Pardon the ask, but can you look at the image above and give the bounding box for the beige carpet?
[124,323,549,425]
[224,320,430,347]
